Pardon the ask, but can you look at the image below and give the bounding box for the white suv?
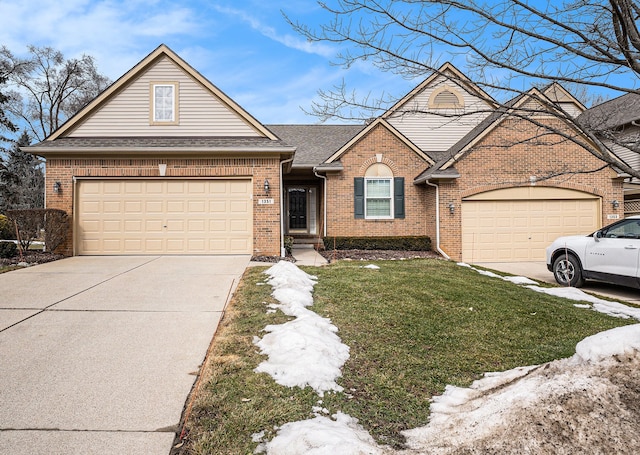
[546,216,640,289]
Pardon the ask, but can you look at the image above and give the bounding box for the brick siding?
[325,123,430,238]
[323,117,623,262]
[437,117,625,260]
[45,157,282,256]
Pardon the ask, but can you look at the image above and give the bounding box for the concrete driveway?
[0,255,249,455]
[475,261,640,305]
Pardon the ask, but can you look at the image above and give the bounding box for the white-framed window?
[365,178,393,219]
[355,163,404,220]
[150,82,178,124]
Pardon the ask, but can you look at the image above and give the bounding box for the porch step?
[292,236,322,246]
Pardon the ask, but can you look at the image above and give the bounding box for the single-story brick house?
[26,44,625,262]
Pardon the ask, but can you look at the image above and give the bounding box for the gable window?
[150,82,179,124]
[354,163,405,219]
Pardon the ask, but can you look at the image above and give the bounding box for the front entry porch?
[284,185,322,247]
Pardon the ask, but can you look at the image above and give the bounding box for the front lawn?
[177,259,632,454]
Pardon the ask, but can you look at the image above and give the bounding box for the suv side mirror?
[594,230,603,241]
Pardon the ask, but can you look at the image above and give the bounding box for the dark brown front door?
[289,189,307,230]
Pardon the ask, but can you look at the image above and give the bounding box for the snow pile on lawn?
[527,285,640,320]
[457,262,538,285]
[401,324,640,454]
[259,412,384,455]
[459,262,640,321]
[254,261,350,394]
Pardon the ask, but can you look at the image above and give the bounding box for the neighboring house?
[577,94,640,215]
[26,45,625,262]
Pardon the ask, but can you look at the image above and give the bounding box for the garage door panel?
[104,182,122,194]
[462,196,599,262]
[166,201,184,213]
[167,182,184,193]
[76,179,253,255]
[188,200,206,212]
[103,201,120,213]
[146,201,163,212]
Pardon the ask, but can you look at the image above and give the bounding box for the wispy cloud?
[211,5,336,58]
[0,0,204,78]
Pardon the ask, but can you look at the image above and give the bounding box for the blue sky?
[0,0,415,125]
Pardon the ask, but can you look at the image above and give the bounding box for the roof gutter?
[25,146,297,156]
[424,180,451,260]
[280,156,295,257]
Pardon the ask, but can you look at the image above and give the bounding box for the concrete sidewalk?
[0,255,249,455]
[292,245,328,266]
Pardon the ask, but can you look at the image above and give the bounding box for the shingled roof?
[26,136,295,156]
[578,93,640,131]
[267,124,364,168]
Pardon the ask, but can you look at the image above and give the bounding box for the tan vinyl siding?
[387,75,492,152]
[558,102,583,118]
[70,57,261,137]
[608,140,640,170]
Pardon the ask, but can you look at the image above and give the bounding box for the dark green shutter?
[394,177,405,219]
[354,177,364,218]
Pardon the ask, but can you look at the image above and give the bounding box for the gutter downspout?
[425,180,451,260]
[313,167,327,237]
[280,157,295,257]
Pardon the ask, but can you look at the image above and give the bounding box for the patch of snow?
[502,275,537,285]
[458,263,537,285]
[254,261,349,395]
[263,412,385,455]
[402,324,640,453]
[362,264,380,270]
[574,324,640,363]
[527,285,640,320]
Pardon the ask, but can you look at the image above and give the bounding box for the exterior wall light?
[612,199,620,209]
[448,202,455,214]
[264,179,270,194]
[53,181,62,193]
[158,163,167,176]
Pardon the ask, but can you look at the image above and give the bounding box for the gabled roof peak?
[382,62,497,119]
[48,44,277,141]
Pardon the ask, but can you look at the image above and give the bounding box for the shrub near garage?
[0,241,17,258]
[0,214,15,240]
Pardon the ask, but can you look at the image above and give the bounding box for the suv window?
[602,219,640,239]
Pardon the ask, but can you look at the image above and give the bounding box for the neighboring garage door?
[76,179,252,255]
[462,187,600,263]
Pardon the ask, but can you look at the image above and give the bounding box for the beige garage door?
[76,179,252,255]
[462,187,600,263]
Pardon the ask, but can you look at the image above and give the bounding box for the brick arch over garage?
[461,182,607,200]
[460,186,603,263]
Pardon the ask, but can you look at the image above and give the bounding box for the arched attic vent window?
[428,86,464,109]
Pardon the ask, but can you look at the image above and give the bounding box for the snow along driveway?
[252,261,640,455]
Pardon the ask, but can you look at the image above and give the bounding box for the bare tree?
[287,0,640,179]
[2,46,110,142]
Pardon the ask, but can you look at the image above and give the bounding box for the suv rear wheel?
[552,254,584,287]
